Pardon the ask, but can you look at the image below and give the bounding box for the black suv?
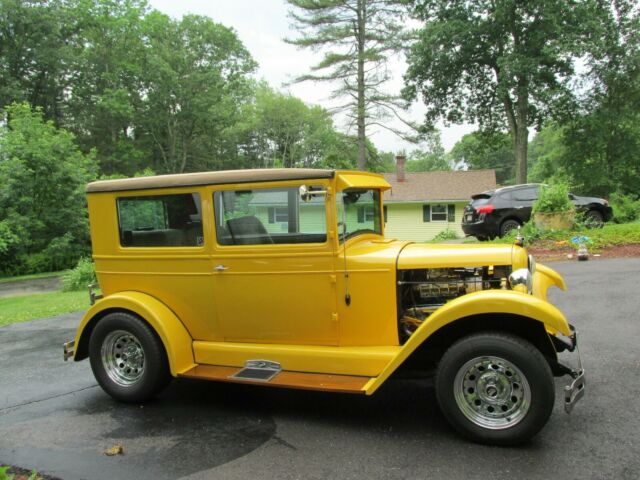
[461,184,613,240]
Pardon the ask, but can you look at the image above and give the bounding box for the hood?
[572,194,606,205]
[397,243,528,270]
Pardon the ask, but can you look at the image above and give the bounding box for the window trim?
[423,203,456,223]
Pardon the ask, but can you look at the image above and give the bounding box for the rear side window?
[513,187,539,201]
[117,193,203,247]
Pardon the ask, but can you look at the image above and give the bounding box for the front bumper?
[552,326,585,413]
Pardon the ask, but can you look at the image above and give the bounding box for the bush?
[430,229,459,242]
[62,257,97,292]
[532,183,574,213]
[609,192,640,223]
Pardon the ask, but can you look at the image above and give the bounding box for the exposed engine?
[398,266,511,341]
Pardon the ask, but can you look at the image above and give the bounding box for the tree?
[404,1,590,184]
[450,132,515,184]
[285,0,414,171]
[232,83,360,169]
[0,0,74,124]
[138,12,256,174]
[405,131,450,172]
[0,103,97,274]
[560,0,640,197]
[527,124,568,185]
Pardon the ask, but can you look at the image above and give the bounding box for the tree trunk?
[356,0,366,171]
[515,84,529,184]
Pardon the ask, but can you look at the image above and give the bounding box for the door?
[210,183,338,345]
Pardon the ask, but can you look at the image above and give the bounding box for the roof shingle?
[382,170,496,203]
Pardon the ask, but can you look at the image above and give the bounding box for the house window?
[268,207,289,224]
[423,204,456,222]
[357,206,376,223]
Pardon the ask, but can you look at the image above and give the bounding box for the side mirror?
[299,185,327,203]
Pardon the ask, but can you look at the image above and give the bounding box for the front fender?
[533,263,567,301]
[364,289,571,395]
[73,291,196,376]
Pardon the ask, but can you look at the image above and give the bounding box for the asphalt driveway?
[1,258,639,480]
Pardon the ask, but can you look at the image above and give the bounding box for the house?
[382,156,496,241]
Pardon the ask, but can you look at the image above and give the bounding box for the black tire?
[435,332,555,446]
[584,209,604,228]
[89,311,172,403]
[500,219,521,237]
[475,235,489,241]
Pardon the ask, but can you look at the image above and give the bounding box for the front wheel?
[435,333,554,445]
[89,311,172,403]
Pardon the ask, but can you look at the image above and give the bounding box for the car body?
[63,169,585,445]
[461,183,613,239]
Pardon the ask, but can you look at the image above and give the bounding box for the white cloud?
[147,0,475,152]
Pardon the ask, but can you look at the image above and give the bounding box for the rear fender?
[364,289,571,395]
[73,291,195,376]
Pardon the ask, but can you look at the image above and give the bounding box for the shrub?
[532,183,574,213]
[431,229,459,242]
[609,192,640,223]
[62,257,97,292]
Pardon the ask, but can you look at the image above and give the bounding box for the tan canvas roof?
[86,168,335,193]
[382,170,497,203]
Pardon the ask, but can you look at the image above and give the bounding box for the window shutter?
[423,204,431,222]
[268,207,275,224]
[447,204,455,222]
[383,206,388,223]
[357,206,365,223]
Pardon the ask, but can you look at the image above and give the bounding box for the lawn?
[0,270,66,284]
[0,290,89,327]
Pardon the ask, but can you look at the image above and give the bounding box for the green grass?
[0,290,89,327]
[472,221,640,251]
[0,270,66,284]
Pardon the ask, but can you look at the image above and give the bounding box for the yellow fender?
[533,263,567,301]
[73,291,196,376]
[364,289,571,395]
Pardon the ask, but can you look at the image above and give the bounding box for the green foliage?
[609,193,640,224]
[430,229,459,242]
[62,257,97,292]
[405,131,451,172]
[0,466,12,480]
[559,0,640,198]
[450,131,514,184]
[404,1,590,183]
[528,125,570,184]
[532,183,574,214]
[0,103,98,275]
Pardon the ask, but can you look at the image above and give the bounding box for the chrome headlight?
[509,268,533,293]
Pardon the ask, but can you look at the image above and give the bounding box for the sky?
[148,0,475,153]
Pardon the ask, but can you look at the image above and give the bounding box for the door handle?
[214,264,229,272]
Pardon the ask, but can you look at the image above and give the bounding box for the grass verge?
[0,270,66,284]
[0,290,89,327]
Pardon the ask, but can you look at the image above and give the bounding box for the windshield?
[337,189,382,242]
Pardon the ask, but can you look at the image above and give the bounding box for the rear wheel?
[500,219,521,237]
[435,332,554,445]
[584,209,604,228]
[89,311,171,403]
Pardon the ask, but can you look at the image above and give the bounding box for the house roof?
[382,170,497,203]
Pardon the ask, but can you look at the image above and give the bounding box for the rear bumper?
[63,340,75,361]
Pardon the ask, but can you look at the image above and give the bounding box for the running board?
[179,365,370,394]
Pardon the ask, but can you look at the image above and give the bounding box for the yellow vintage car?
[63,169,585,445]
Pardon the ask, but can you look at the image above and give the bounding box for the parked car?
[461,183,613,239]
[63,169,585,445]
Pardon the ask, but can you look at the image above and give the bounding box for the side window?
[213,186,327,245]
[513,187,538,201]
[117,193,203,247]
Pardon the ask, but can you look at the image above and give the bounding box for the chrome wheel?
[453,356,531,430]
[101,330,145,387]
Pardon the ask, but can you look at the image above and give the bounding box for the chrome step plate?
[231,360,281,382]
